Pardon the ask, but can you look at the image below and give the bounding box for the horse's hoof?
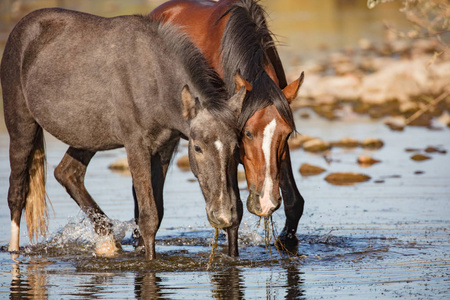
[10,253,20,263]
[95,236,120,257]
[276,229,299,249]
[132,229,145,249]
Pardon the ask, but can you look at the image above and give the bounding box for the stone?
[410,154,431,161]
[303,139,331,152]
[385,119,405,131]
[299,163,326,176]
[357,155,381,167]
[108,158,131,176]
[325,172,371,186]
[288,134,314,150]
[361,138,384,149]
[177,155,191,172]
[237,170,246,182]
[331,137,360,148]
[108,157,129,171]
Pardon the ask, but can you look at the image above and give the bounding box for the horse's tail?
[25,127,50,242]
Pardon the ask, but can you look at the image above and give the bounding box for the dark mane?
[150,18,237,130]
[218,0,295,132]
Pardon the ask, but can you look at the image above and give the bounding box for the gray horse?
[1,8,247,260]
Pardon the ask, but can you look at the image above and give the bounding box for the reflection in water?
[284,264,305,299]
[76,273,115,300]
[131,264,304,299]
[10,260,48,299]
[134,272,167,300]
[209,264,305,299]
[9,263,26,299]
[211,267,244,299]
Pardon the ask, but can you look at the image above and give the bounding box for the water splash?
[24,214,138,256]
[238,221,265,246]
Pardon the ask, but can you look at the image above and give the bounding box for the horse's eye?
[194,145,203,154]
[245,131,253,139]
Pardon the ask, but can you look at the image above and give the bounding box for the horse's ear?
[181,85,198,120]
[228,85,246,117]
[234,70,252,93]
[282,71,304,103]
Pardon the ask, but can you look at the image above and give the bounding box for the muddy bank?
[287,34,450,129]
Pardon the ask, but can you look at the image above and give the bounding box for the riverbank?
[287,34,450,129]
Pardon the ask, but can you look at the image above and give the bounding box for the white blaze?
[215,140,225,211]
[214,140,223,152]
[260,119,277,215]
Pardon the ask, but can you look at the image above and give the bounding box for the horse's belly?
[26,91,122,151]
[46,123,122,151]
[38,116,122,151]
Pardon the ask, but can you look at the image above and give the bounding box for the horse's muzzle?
[206,209,233,229]
[246,189,281,217]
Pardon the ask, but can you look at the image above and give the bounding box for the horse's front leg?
[226,226,240,257]
[132,140,178,249]
[278,146,305,248]
[226,189,243,257]
[131,153,166,249]
[126,145,160,260]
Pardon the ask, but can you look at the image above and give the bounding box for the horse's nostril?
[215,211,230,224]
[210,211,232,228]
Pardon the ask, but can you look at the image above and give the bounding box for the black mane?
[152,18,237,130]
[219,0,295,132]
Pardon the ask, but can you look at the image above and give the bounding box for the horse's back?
[150,0,230,73]
[1,8,169,150]
[2,8,100,63]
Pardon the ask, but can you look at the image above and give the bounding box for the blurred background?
[0,1,449,298]
[0,0,446,129]
[0,0,410,65]
[0,0,410,55]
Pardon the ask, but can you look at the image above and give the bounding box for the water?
[1,0,449,299]
[1,110,449,298]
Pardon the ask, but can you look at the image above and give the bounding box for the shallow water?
[0,0,449,299]
[1,109,449,299]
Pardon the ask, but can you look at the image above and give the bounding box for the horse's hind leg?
[7,123,46,252]
[54,147,118,254]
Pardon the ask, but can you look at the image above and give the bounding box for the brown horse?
[150,0,305,247]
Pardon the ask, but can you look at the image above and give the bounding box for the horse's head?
[181,78,247,229]
[240,73,304,218]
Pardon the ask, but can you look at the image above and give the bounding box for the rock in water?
[361,138,384,149]
[108,157,129,171]
[177,155,191,172]
[325,172,371,185]
[357,155,381,167]
[288,134,314,150]
[299,163,326,176]
[331,137,359,148]
[410,154,431,162]
[303,139,331,152]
